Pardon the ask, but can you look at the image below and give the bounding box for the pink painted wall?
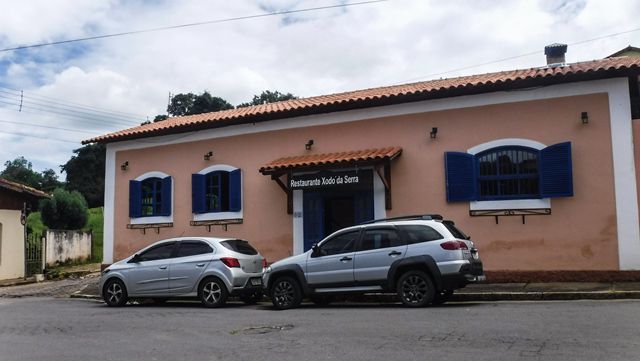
[113,93,619,271]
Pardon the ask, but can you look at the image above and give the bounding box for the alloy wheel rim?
[203,281,222,304]
[107,282,123,304]
[274,281,294,306]
[402,275,427,304]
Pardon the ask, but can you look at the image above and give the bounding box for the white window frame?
[129,171,174,225]
[193,164,243,222]
[467,138,551,211]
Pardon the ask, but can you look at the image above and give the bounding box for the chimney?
[545,43,568,66]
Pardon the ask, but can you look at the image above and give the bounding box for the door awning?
[259,147,402,214]
[259,146,402,175]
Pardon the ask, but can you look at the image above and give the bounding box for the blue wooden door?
[354,190,374,225]
[303,192,325,251]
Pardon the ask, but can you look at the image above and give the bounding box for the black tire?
[198,277,228,308]
[432,289,454,305]
[270,276,302,310]
[240,291,263,305]
[103,278,128,307]
[397,270,435,307]
[310,295,332,306]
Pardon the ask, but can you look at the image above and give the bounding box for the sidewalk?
[72,281,640,302]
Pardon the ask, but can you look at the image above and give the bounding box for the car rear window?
[442,220,470,240]
[220,239,258,255]
[399,225,443,244]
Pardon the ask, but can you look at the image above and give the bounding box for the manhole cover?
[231,324,295,335]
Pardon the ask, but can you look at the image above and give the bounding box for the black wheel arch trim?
[268,264,312,296]
[387,255,443,291]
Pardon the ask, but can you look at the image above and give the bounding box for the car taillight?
[440,240,469,250]
[220,257,241,268]
[262,259,268,268]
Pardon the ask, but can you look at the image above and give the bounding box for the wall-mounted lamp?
[120,161,129,171]
[305,139,314,150]
[581,112,589,124]
[430,127,438,139]
[203,151,213,161]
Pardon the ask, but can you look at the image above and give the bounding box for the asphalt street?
[0,296,639,361]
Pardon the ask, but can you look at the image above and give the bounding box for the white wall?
[0,210,25,280]
[45,230,92,266]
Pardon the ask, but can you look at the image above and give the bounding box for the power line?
[0,86,147,119]
[0,129,79,144]
[0,0,389,53]
[0,119,98,135]
[394,26,640,84]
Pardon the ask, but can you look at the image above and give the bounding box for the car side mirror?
[311,244,320,257]
[128,254,141,263]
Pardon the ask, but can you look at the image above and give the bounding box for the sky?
[0,0,638,180]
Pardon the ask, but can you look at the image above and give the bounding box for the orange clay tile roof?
[259,147,402,174]
[85,56,640,144]
[0,178,50,198]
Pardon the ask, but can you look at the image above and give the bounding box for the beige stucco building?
[0,179,48,280]
[88,47,640,278]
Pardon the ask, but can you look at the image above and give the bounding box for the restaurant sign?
[290,170,373,190]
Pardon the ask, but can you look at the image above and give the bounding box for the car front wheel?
[103,278,128,307]
[199,277,228,308]
[397,270,435,307]
[270,276,302,310]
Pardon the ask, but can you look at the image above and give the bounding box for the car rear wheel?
[270,276,302,310]
[199,277,228,308]
[103,278,128,307]
[432,289,454,305]
[397,270,434,307]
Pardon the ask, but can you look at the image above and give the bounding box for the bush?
[40,189,88,230]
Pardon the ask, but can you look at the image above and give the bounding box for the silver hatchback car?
[100,237,266,307]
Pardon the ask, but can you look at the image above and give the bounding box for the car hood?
[270,252,308,269]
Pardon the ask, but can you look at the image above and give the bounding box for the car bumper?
[440,260,485,290]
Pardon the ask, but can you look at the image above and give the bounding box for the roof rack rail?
[359,214,443,225]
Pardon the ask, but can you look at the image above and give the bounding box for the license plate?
[250,278,262,286]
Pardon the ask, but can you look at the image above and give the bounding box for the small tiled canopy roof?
[0,178,49,198]
[259,147,402,175]
[84,56,640,144]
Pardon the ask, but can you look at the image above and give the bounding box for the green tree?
[1,157,42,188]
[166,91,234,117]
[40,188,88,230]
[237,90,297,108]
[61,144,106,208]
[40,169,63,193]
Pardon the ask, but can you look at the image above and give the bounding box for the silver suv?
[263,215,484,309]
[100,237,265,307]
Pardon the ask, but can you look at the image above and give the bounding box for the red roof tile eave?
[83,60,640,145]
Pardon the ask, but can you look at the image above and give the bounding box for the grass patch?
[82,207,104,263]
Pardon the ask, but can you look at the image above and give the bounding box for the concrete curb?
[0,277,37,288]
[452,291,640,302]
[70,285,101,300]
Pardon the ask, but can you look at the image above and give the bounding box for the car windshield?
[442,220,470,240]
[220,239,258,255]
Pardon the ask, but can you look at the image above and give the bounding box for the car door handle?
[159,265,168,270]
[388,251,402,256]
[196,263,205,268]
[340,256,352,262]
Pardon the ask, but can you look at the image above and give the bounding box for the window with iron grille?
[477,146,539,200]
[141,177,163,216]
[205,171,230,212]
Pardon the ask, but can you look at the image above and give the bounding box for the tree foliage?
[237,90,298,108]
[0,156,61,192]
[166,91,234,117]
[61,144,106,208]
[40,188,88,230]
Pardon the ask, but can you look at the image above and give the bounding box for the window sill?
[129,215,173,225]
[193,211,243,222]
[469,198,550,211]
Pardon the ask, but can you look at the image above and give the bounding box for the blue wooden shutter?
[228,169,242,212]
[129,180,142,218]
[540,142,573,198]
[192,174,206,214]
[354,190,374,224]
[303,192,325,251]
[444,152,477,202]
[160,176,172,216]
